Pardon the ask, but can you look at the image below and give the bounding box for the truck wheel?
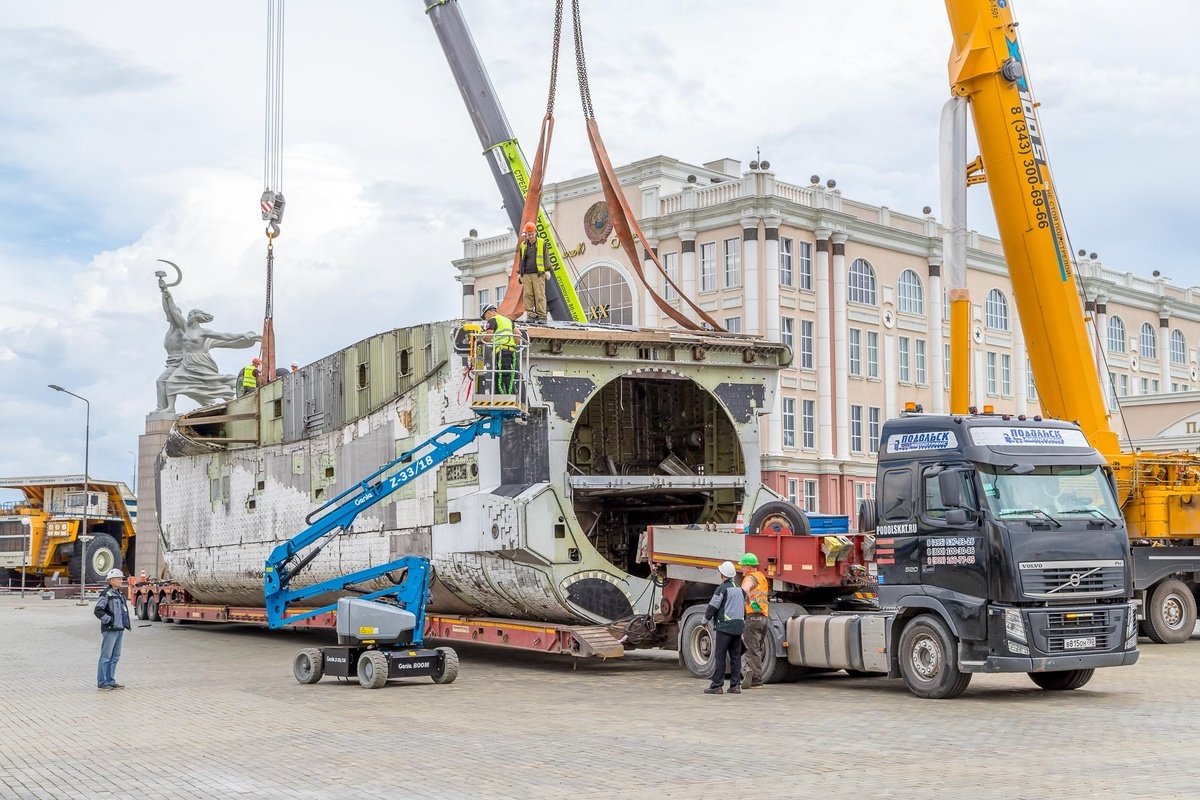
[679,611,715,679]
[1144,579,1197,644]
[1028,669,1094,691]
[135,596,148,620]
[898,615,972,700]
[146,595,160,622]
[358,650,389,689]
[759,622,805,684]
[293,648,324,684]
[750,501,811,537]
[78,533,123,584]
[432,647,460,684]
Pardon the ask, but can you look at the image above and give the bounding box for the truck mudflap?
[960,650,1140,674]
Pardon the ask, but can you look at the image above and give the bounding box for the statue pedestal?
[135,412,176,579]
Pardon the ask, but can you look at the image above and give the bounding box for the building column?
[831,232,850,458]
[741,216,760,335]
[884,333,897,419]
[642,243,659,328]
[928,254,945,414]
[763,217,781,342]
[680,229,697,323]
[1160,311,1172,393]
[460,278,476,319]
[1014,310,1029,416]
[815,230,834,460]
[1093,296,1110,409]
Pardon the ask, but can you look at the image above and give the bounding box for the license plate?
[1064,637,1096,650]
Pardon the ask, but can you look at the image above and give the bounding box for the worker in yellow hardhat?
[516,221,549,324]
[738,552,770,689]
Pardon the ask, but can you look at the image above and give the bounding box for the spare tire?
[750,501,811,537]
[858,499,877,533]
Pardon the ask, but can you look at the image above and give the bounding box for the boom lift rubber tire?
[1144,578,1197,645]
[680,610,715,679]
[146,595,160,622]
[432,647,460,684]
[69,533,122,585]
[897,614,973,700]
[358,650,389,689]
[1028,668,1094,691]
[135,596,148,620]
[749,501,811,537]
[293,648,324,684]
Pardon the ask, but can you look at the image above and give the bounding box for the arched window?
[897,270,924,315]
[1140,323,1158,359]
[985,289,1009,331]
[848,259,877,306]
[1170,329,1187,365]
[575,265,634,326]
[1107,316,1126,353]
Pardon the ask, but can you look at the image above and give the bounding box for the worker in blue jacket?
[703,560,746,694]
[93,569,132,690]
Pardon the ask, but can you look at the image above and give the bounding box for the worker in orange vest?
[739,552,770,689]
[516,221,549,324]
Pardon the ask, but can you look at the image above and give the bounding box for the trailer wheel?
[1028,669,1094,691]
[750,501,810,537]
[146,595,160,622]
[1144,578,1197,644]
[293,648,324,685]
[135,596,148,621]
[897,615,972,700]
[358,650,389,689]
[432,647,460,685]
[679,611,715,679]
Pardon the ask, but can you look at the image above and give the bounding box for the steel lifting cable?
[569,1,720,331]
[259,0,286,378]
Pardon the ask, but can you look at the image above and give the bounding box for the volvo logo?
[1069,573,1082,587]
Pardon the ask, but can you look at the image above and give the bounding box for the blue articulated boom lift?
[264,407,519,688]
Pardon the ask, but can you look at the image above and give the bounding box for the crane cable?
[569,0,721,332]
[259,0,286,379]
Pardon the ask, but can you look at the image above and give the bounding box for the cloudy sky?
[1,0,1197,491]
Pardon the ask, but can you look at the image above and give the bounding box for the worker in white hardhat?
[290,361,299,372]
[93,568,132,690]
[703,560,747,695]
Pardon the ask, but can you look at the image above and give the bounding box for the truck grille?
[1030,607,1122,654]
[1018,560,1125,600]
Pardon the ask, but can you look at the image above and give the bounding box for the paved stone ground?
[2,595,1198,800]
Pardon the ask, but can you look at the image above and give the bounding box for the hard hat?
[523,222,536,233]
[290,361,299,368]
[480,303,498,318]
[718,561,736,578]
[738,553,759,567]
[252,357,261,365]
[106,569,124,580]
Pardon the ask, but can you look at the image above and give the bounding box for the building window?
[576,265,634,325]
[985,289,1009,331]
[1028,358,1037,399]
[898,337,911,383]
[1108,371,1117,406]
[868,407,881,454]
[782,397,796,448]
[798,242,813,290]
[800,320,814,370]
[662,251,678,301]
[1107,316,1126,353]
[787,478,799,505]
[867,331,879,379]
[942,288,950,324]
[803,479,819,513]
[915,339,927,385]
[851,405,863,452]
[779,237,793,287]
[1153,379,1160,393]
[855,482,866,520]
[1001,353,1012,396]
[723,237,741,288]
[724,317,742,333]
[848,258,877,306]
[780,317,794,349]
[1140,323,1158,359]
[699,242,716,292]
[476,288,490,316]
[1141,377,1149,395]
[898,269,925,315]
[802,399,815,448]
[1171,329,1187,365]
[1120,373,1129,397]
[496,285,506,304]
[987,351,998,394]
[849,328,862,376]
[944,343,951,389]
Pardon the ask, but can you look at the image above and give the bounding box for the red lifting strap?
[499,113,554,320]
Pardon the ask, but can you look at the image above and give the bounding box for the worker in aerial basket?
[516,221,550,324]
[238,357,261,397]
[738,552,770,689]
[703,561,747,695]
[93,569,132,690]
[481,303,519,395]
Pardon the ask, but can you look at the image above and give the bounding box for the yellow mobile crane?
[944,0,1199,642]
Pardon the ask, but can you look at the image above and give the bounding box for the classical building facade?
[453,155,1200,521]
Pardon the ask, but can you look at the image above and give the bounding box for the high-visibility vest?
[240,366,258,389]
[491,314,518,351]
[744,570,769,616]
[518,237,547,273]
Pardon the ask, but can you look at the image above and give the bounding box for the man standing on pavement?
[516,221,549,324]
[703,560,746,695]
[93,569,132,690]
[739,553,770,689]
[481,303,520,395]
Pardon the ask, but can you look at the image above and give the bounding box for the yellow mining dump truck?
[0,475,137,586]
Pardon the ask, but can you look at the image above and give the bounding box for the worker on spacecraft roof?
[517,221,549,325]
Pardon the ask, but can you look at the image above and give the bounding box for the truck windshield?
[978,465,1120,524]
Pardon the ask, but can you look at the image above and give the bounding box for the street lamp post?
[20,517,30,599]
[49,384,90,605]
